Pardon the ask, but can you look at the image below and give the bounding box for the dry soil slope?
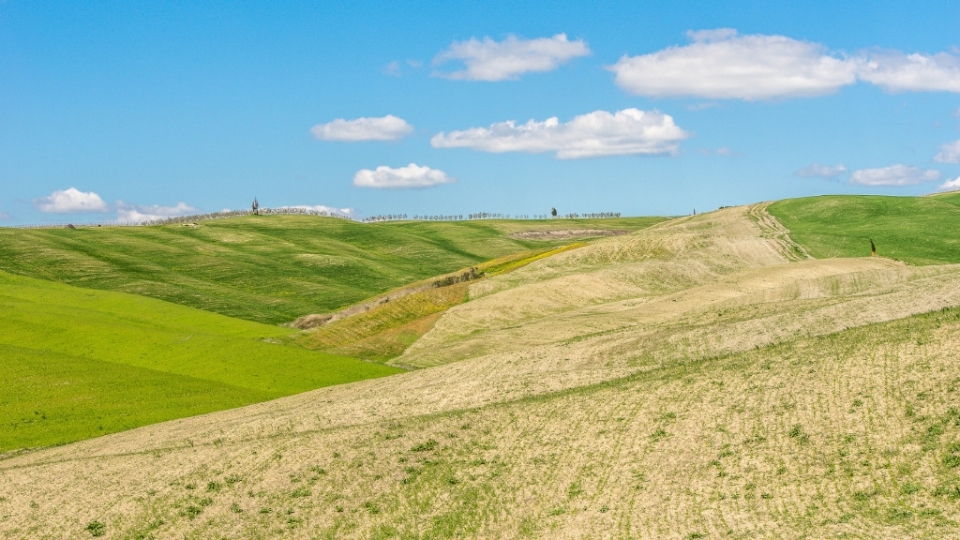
[398,204,960,369]
[2,205,960,539]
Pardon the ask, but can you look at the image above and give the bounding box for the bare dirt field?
[3,205,959,539]
[508,229,629,240]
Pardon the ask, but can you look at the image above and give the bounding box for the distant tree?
[252,197,259,216]
[551,207,557,217]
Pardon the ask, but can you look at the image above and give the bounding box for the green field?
[768,193,960,265]
[0,215,663,453]
[0,270,401,452]
[0,216,662,324]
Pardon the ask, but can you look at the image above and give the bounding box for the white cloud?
[310,115,414,141]
[610,29,960,100]
[0,211,10,221]
[849,165,941,186]
[796,163,847,178]
[383,61,402,76]
[33,187,109,213]
[116,202,197,223]
[431,108,688,159]
[934,139,960,164]
[857,51,960,93]
[609,29,857,100]
[353,164,454,189]
[433,33,590,81]
[936,176,960,192]
[279,204,357,218]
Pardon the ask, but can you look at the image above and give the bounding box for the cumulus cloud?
[33,187,109,213]
[849,165,941,186]
[353,164,454,189]
[609,29,857,100]
[279,204,357,218]
[311,115,414,141]
[857,51,960,93]
[116,202,197,223]
[433,33,590,81]
[795,163,848,178]
[934,139,960,164]
[610,29,960,100]
[936,176,960,192]
[431,108,688,159]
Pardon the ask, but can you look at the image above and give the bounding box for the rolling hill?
[0,215,662,325]
[1,199,959,538]
[767,192,960,265]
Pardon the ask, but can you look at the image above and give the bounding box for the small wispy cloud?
[116,202,197,223]
[936,176,960,192]
[33,187,109,213]
[384,59,424,77]
[934,139,960,164]
[353,164,455,189]
[431,108,688,159]
[279,204,357,218]
[796,163,847,178]
[433,33,590,81]
[311,115,414,142]
[383,61,402,77]
[849,164,940,186]
[697,147,740,156]
[0,211,10,221]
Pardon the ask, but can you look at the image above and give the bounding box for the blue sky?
[2,0,959,224]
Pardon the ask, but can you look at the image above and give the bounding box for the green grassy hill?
[0,270,400,452]
[0,216,662,325]
[767,193,960,265]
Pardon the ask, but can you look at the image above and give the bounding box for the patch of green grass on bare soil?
[768,193,960,265]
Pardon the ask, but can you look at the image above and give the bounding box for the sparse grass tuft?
[410,439,439,452]
[85,520,106,537]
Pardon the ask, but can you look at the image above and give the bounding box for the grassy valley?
[0,270,400,452]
